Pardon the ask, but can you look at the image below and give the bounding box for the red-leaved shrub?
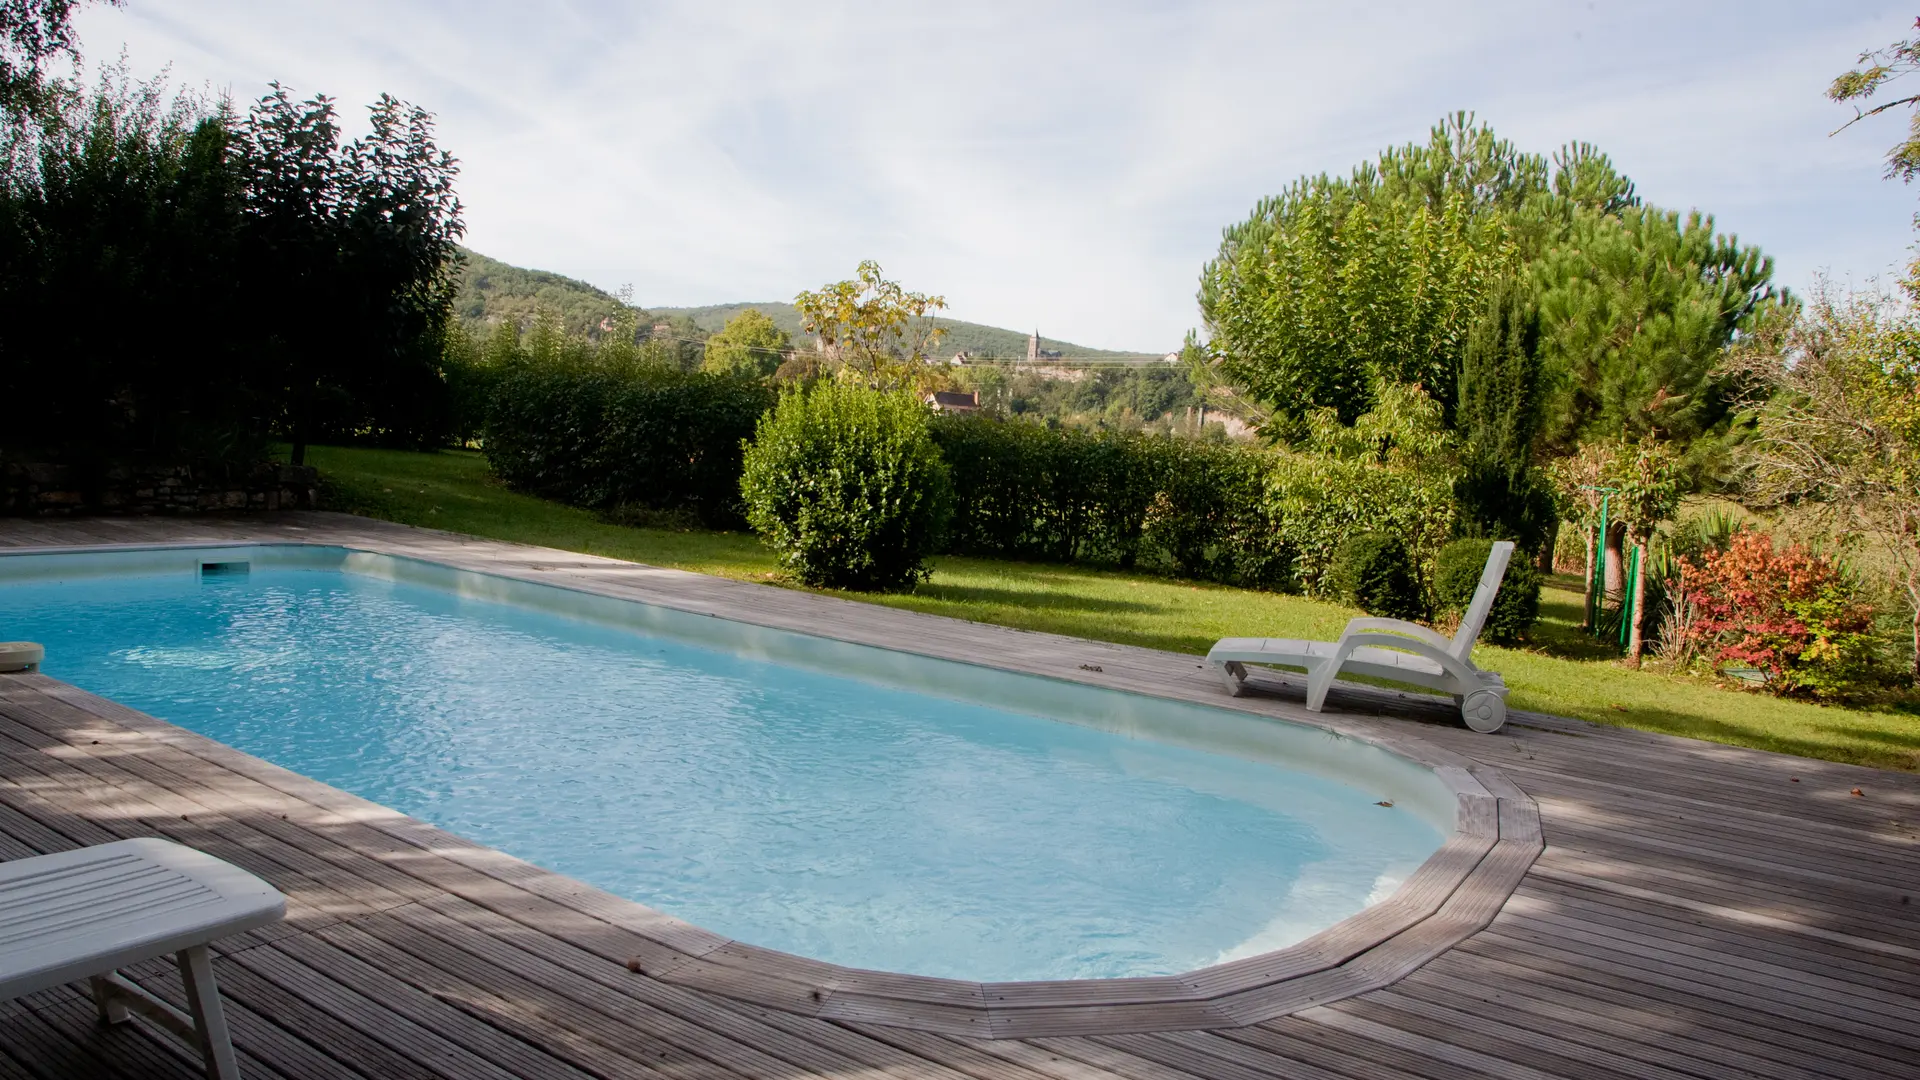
[1675,530,1881,699]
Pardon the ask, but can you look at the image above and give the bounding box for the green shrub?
[484,363,774,527]
[1434,537,1540,645]
[1262,454,1455,596]
[1330,533,1427,621]
[740,383,952,592]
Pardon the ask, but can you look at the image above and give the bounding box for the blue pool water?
[1,561,1443,981]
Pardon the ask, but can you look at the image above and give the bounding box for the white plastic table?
[1,838,287,1079]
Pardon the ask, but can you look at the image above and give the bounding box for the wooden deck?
[3,513,1919,1079]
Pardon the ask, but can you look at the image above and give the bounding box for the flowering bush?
[1675,529,1882,699]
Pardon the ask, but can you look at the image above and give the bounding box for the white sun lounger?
[1207,540,1515,733]
[1,838,286,1079]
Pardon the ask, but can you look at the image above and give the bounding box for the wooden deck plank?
[1384,962,1887,1080]
[5,514,1920,1079]
[1438,934,1920,1075]
[1461,928,1920,1052]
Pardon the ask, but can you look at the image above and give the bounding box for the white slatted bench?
[1,838,286,1079]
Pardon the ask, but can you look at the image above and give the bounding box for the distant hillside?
[453,249,1155,358]
[452,249,627,338]
[651,301,1150,359]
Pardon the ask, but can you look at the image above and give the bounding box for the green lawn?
[308,445,1920,772]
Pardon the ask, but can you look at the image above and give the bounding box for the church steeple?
[1027,328,1040,363]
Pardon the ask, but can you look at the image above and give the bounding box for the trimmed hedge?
[740,384,951,592]
[1329,532,1427,621]
[932,416,1156,566]
[929,415,1289,586]
[484,380,1461,605]
[1434,537,1540,645]
[483,363,774,527]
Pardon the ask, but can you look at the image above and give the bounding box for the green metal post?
[1589,492,1611,635]
[1618,544,1639,648]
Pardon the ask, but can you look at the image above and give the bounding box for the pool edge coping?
[0,528,1542,1037]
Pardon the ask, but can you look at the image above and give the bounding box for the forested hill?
[453,249,627,337]
[452,249,1155,357]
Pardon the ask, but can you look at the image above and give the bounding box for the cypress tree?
[1453,278,1555,553]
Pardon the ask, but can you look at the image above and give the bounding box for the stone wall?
[0,461,318,516]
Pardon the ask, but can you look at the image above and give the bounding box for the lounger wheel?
[1220,661,1249,697]
[1460,688,1506,734]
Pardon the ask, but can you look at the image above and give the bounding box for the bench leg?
[89,975,130,1024]
[177,946,241,1080]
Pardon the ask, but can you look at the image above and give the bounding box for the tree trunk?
[1538,517,1559,573]
[1911,601,1919,687]
[1581,523,1596,631]
[1627,537,1649,666]
[1604,521,1626,597]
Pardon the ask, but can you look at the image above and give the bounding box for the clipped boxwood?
[1329,532,1426,621]
[740,383,952,592]
[1434,537,1540,645]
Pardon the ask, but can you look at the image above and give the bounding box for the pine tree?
[1453,278,1555,554]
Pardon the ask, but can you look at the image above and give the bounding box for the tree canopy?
[701,307,790,379]
[1532,205,1782,454]
[0,0,117,115]
[1198,114,1521,428]
[1829,18,1920,188]
[793,261,947,390]
[1198,114,1777,461]
[0,68,466,466]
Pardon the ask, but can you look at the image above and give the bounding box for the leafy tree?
[1198,116,1520,427]
[793,260,948,391]
[1546,442,1615,626]
[701,307,790,379]
[235,83,464,463]
[1532,205,1782,455]
[1829,19,1920,192]
[1600,437,1682,664]
[1730,273,1920,684]
[0,70,257,463]
[0,0,117,116]
[1453,278,1554,553]
[1198,113,1772,469]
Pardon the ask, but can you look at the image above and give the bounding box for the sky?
[71,1,1920,352]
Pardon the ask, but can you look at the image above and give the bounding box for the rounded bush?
[1434,537,1540,645]
[740,383,952,592]
[1329,532,1426,621]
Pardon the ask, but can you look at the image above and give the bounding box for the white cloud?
[73,0,1919,349]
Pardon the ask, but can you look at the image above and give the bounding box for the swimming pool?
[0,544,1452,984]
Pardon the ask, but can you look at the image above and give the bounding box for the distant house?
[924,390,980,413]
